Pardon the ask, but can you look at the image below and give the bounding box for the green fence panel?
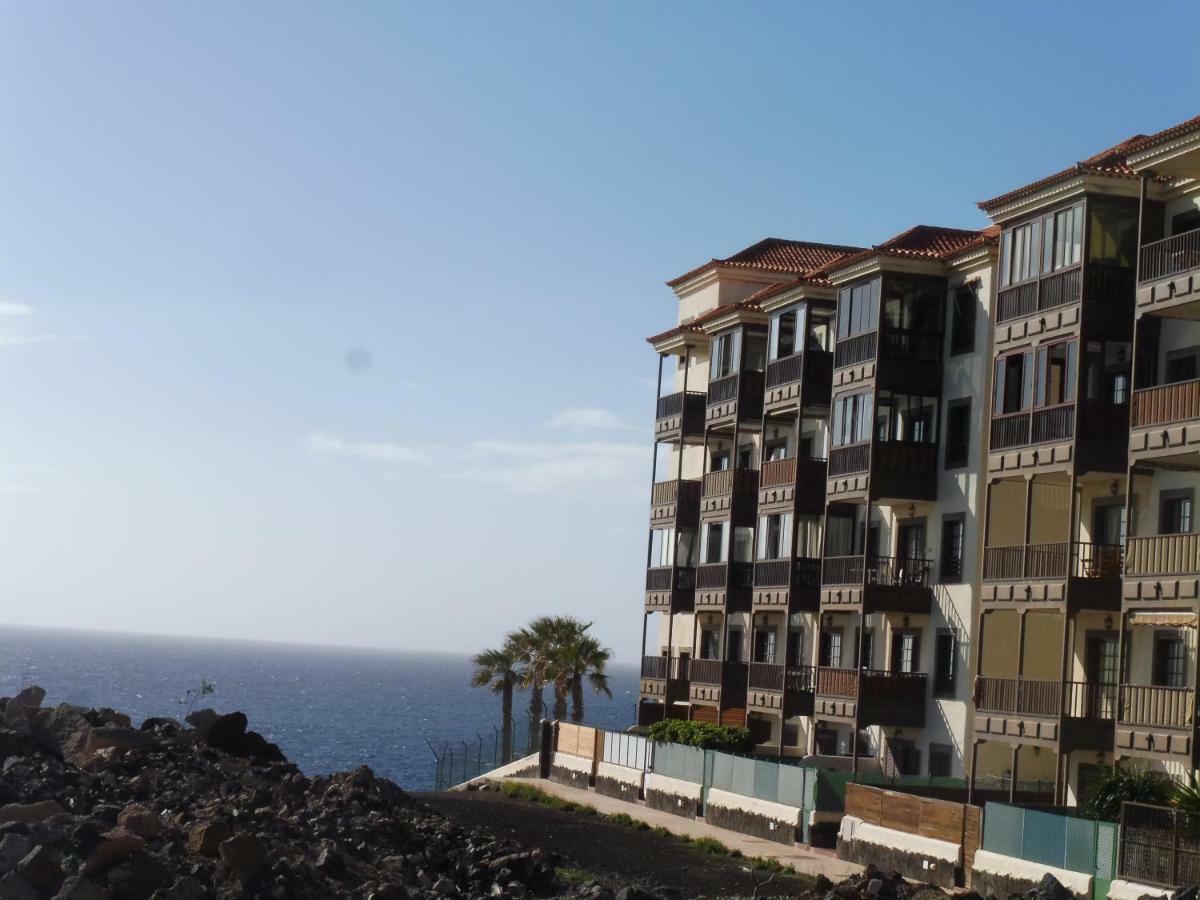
[708,751,733,793]
[731,754,757,798]
[650,742,705,784]
[1093,821,1118,900]
[800,767,815,843]
[983,802,1025,859]
[1022,807,1067,869]
[815,771,851,811]
[752,756,779,802]
[1065,815,1099,878]
[778,763,807,809]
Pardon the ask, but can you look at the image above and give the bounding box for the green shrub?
[645,719,754,753]
[1081,763,1174,821]
[691,837,729,855]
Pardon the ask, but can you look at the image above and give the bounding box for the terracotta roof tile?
[1123,113,1200,156]
[826,225,996,273]
[666,238,864,287]
[644,280,804,345]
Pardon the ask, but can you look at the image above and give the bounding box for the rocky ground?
[0,686,1085,900]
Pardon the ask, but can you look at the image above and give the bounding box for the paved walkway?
[501,776,862,881]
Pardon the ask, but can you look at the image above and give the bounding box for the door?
[890,631,920,674]
[753,629,776,664]
[897,521,926,562]
[1090,503,1125,576]
[1084,634,1118,719]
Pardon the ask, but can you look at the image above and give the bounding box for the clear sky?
[0,2,1195,663]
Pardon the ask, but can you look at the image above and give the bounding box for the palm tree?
[511,616,562,722]
[550,618,613,723]
[471,640,521,763]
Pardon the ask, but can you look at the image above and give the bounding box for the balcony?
[1115,684,1197,765]
[746,663,815,716]
[639,655,690,707]
[974,677,1115,750]
[834,332,877,369]
[827,439,937,502]
[989,404,1076,452]
[751,557,820,612]
[1129,379,1200,463]
[763,351,832,413]
[655,390,706,444]
[644,564,695,614]
[700,467,759,522]
[688,659,748,708]
[694,561,753,611]
[649,478,701,528]
[996,266,1082,324]
[758,456,827,514]
[980,541,1121,608]
[706,370,764,428]
[812,667,927,727]
[820,554,932,615]
[1123,534,1200,603]
[1137,230,1200,315]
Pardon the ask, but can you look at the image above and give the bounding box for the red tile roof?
[645,280,803,346]
[666,238,864,288]
[826,225,997,273]
[1123,113,1200,156]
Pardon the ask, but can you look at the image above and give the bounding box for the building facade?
[638,113,1200,804]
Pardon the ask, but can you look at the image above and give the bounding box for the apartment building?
[639,112,1200,803]
[969,114,1200,806]
[640,228,998,780]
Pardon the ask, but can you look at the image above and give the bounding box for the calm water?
[0,626,638,791]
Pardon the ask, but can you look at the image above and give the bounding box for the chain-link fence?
[428,713,542,790]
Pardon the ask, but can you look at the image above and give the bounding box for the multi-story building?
[969,115,1200,806]
[640,227,998,780]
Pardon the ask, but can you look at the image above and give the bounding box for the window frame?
[939,514,966,583]
[943,398,971,470]
[933,628,957,696]
[1159,489,1195,536]
[949,284,977,356]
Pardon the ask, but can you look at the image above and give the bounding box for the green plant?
[179,679,215,715]
[1081,763,1174,820]
[555,866,594,885]
[691,837,729,855]
[471,641,522,763]
[645,719,754,753]
[1172,773,1200,816]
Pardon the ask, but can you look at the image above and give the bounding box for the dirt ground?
[422,790,818,898]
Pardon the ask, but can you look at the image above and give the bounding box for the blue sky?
[0,2,1195,662]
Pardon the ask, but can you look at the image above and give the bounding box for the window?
[928,743,953,778]
[727,628,744,663]
[757,513,793,560]
[732,526,754,562]
[934,629,956,694]
[769,306,804,361]
[940,515,965,582]
[709,330,741,380]
[999,203,1083,287]
[881,276,944,335]
[700,629,719,660]
[886,739,920,777]
[700,521,727,563]
[1165,348,1200,385]
[1160,491,1194,535]
[944,399,971,469]
[1152,634,1186,688]
[836,278,880,339]
[1035,340,1077,407]
[786,629,805,667]
[819,629,843,668]
[856,627,875,669]
[753,628,776,664]
[993,351,1034,414]
[831,391,874,447]
[1088,199,1138,268]
[876,392,938,444]
[782,721,802,747]
[889,631,919,674]
[650,527,674,567]
[949,285,976,355]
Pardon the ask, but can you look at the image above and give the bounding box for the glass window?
[928,743,953,777]
[769,306,803,360]
[700,629,719,660]
[934,630,956,694]
[889,631,918,673]
[1035,340,1077,407]
[1160,492,1194,535]
[676,529,696,568]
[940,516,965,581]
[1088,199,1138,268]
[819,630,842,668]
[757,513,792,560]
[709,330,741,379]
[732,526,754,562]
[993,351,1034,415]
[876,392,938,444]
[650,527,674,567]
[700,521,727,563]
[1153,635,1187,688]
[753,628,776,664]
[944,399,971,469]
[949,285,976,355]
[832,391,875,447]
[836,278,881,339]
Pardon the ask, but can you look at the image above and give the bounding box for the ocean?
[0,625,639,791]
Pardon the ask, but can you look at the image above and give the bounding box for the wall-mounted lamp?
[907,503,916,519]
[823,614,832,628]
[1104,614,1114,631]
[1110,480,1120,497]
[901,615,910,629]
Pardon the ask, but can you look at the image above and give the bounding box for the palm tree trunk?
[553,683,568,720]
[570,674,584,723]
[529,679,544,722]
[501,680,514,764]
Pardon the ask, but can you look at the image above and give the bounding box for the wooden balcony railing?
[872,440,937,477]
[976,677,1061,717]
[1086,263,1134,305]
[707,372,740,405]
[1126,534,1200,577]
[748,662,784,691]
[834,331,878,369]
[641,655,668,679]
[860,670,927,706]
[1140,229,1200,284]
[997,281,1037,322]
[759,457,796,488]
[1063,681,1118,720]
[786,666,815,693]
[1119,685,1195,729]
[990,410,1031,450]
[689,658,723,685]
[646,566,695,591]
[816,667,859,698]
[829,441,870,476]
[1031,403,1076,443]
[1132,379,1200,429]
[650,478,701,507]
[765,353,804,388]
[822,555,862,586]
[982,542,1122,581]
[702,467,758,498]
[696,562,753,591]
[656,390,706,421]
[995,264,1084,323]
[706,370,765,410]
[822,555,931,588]
[880,327,942,364]
[1041,265,1083,309]
[753,557,822,589]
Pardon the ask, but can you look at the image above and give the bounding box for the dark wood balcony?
[996,266,1082,324]
[655,390,706,444]
[813,667,927,727]
[763,350,832,413]
[644,565,695,614]
[751,556,820,612]
[989,404,1076,452]
[820,554,932,615]
[980,541,1121,609]
[746,663,815,716]
[700,467,759,523]
[694,561,753,612]
[639,655,690,706]
[1123,534,1200,604]
[1129,379,1200,463]
[1137,229,1200,315]
[834,331,877,369]
[649,478,701,528]
[974,677,1115,750]
[758,456,826,514]
[688,659,747,708]
[706,370,764,428]
[827,439,937,502]
[832,328,941,394]
[1115,684,1197,765]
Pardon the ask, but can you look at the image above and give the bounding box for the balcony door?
[753,628,776,664]
[1084,633,1118,719]
[890,631,920,674]
[897,520,926,563]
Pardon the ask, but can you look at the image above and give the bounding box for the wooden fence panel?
[918,796,965,844]
[880,792,922,834]
[555,723,598,758]
[845,783,883,825]
[963,805,983,888]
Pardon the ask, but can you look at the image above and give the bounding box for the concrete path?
[500,776,862,881]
